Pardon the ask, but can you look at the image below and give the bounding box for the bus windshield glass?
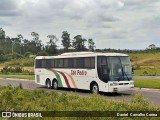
[107,56,132,81]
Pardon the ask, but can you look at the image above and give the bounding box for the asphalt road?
[133,76,160,79]
[0,78,160,106]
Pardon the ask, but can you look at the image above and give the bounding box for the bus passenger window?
[51,59,54,68]
[64,59,69,68]
[59,59,63,68]
[41,59,47,68]
[35,59,42,68]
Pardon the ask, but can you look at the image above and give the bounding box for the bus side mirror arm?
[132,67,134,74]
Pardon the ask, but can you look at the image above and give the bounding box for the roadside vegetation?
[1,52,160,76]
[0,57,34,75]
[129,52,160,76]
[0,85,159,120]
[134,79,160,89]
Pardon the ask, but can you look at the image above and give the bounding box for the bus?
[34,52,134,93]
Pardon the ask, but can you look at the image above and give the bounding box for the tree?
[0,28,5,54]
[72,35,87,51]
[17,34,23,54]
[46,35,58,55]
[4,36,12,54]
[0,28,5,40]
[31,32,42,53]
[61,31,71,52]
[148,44,156,50]
[88,38,95,51]
[11,37,22,55]
[22,39,30,53]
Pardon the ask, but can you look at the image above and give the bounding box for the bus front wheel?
[52,80,58,90]
[90,83,99,94]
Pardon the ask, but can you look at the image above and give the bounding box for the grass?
[129,53,160,76]
[0,75,34,80]
[0,57,34,73]
[134,79,160,89]
[0,85,159,120]
[0,57,35,67]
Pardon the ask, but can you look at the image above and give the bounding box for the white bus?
[34,52,134,93]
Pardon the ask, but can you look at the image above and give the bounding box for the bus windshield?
[97,56,132,82]
[107,56,132,81]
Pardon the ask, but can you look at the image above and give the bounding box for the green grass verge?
[0,75,34,80]
[0,85,159,120]
[134,79,160,89]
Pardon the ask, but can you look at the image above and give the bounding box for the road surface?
[0,78,160,106]
[133,76,160,79]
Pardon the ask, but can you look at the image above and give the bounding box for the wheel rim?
[92,85,98,93]
[53,81,58,89]
[47,81,51,88]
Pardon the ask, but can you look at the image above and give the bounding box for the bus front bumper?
[108,85,134,92]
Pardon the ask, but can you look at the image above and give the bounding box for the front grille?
[119,83,129,85]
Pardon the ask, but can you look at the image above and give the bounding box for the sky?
[0,0,160,49]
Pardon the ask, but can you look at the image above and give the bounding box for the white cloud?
[0,0,160,49]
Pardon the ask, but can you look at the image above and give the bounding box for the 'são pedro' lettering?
[71,70,87,76]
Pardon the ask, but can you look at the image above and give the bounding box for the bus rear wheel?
[52,80,58,90]
[90,83,99,94]
[46,79,52,89]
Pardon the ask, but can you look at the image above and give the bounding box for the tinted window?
[84,57,95,68]
[51,59,54,67]
[35,59,42,68]
[75,58,84,68]
[55,59,63,68]
[36,57,95,69]
[42,59,47,68]
[64,59,69,68]
[97,56,109,82]
[90,58,95,68]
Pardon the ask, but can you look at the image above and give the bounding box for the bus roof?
[35,52,128,59]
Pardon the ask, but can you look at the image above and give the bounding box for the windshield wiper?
[123,71,130,81]
[121,66,130,81]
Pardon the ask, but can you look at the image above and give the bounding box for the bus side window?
[41,59,47,68]
[84,57,95,69]
[51,59,54,68]
[59,59,63,68]
[73,58,82,68]
[64,59,69,68]
[36,59,42,68]
[90,57,95,68]
[55,59,58,68]
[69,58,74,68]
[97,56,109,82]
[84,58,90,68]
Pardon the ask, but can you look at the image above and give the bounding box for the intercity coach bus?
[34,52,134,93]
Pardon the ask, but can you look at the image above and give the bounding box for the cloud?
[0,0,17,10]
[1,0,160,49]
[0,0,21,17]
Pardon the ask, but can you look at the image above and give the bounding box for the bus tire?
[46,79,52,89]
[90,82,99,94]
[52,79,58,90]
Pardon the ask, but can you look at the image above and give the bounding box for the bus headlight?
[130,82,134,85]
[110,83,113,86]
[110,82,118,86]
